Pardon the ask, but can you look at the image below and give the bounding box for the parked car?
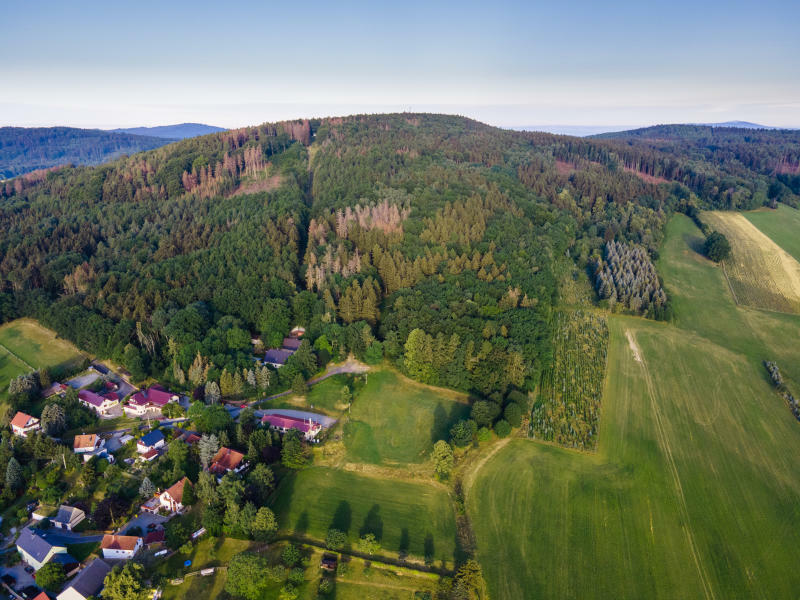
[23,566,34,574]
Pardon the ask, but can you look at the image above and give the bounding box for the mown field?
[468,214,800,599]
[343,369,470,465]
[744,204,800,263]
[271,466,457,564]
[703,210,800,314]
[0,318,85,399]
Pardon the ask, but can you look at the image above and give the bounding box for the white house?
[10,411,40,437]
[137,429,166,454]
[56,558,111,600]
[100,534,142,560]
[78,389,119,416]
[73,433,104,455]
[159,476,192,514]
[16,527,67,571]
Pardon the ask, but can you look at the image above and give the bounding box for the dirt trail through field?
[462,438,511,495]
[626,329,716,600]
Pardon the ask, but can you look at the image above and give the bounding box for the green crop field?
[344,369,470,465]
[744,204,800,263]
[531,310,608,449]
[467,215,800,599]
[271,466,457,564]
[0,318,85,399]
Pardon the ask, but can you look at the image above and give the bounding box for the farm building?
[56,558,111,600]
[262,413,322,441]
[10,411,40,437]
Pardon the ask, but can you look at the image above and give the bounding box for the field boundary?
[0,342,35,371]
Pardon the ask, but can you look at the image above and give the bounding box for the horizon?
[2,0,799,130]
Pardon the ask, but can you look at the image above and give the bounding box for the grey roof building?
[16,527,67,570]
[57,558,112,600]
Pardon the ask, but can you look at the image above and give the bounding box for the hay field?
[703,211,800,313]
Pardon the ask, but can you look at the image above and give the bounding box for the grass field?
[0,318,85,398]
[744,204,800,264]
[271,466,457,564]
[343,369,470,465]
[468,214,800,599]
[703,211,800,314]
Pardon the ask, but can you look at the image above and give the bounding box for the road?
[35,529,104,545]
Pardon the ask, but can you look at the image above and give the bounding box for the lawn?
[66,541,100,562]
[467,214,800,599]
[344,369,470,465]
[271,466,457,565]
[744,204,800,263]
[0,318,85,400]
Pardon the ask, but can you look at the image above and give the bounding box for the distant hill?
[700,120,782,129]
[110,123,226,139]
[0,127,174,179]
[509,125,635,137]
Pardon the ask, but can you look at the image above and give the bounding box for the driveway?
[67,372,100,389]
[35,530,104,545]
[117,512,169,535]
[1,564,35,590]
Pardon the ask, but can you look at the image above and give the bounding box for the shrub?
[494,419,511,438]
[476,427,492,442]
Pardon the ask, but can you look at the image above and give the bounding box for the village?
[0,327,339,600]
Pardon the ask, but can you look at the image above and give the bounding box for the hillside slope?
[0,126,174,179]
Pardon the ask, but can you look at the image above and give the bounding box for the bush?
[281,543,301,567]
[476,427,492,442]
[325,528,347,551]
[504,402,522,427]
[494,419,511,438]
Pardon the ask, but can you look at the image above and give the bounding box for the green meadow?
[271,466,457,564]
[468,214,800,599]
[744,204,800,263]
[343,369,471,465]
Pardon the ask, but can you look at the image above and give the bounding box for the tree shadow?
[431,403,446,443]
[398,528,409,559]
[683,232,706,255]
[424,532,435,566]
[330,500,352,534]
[295,510,309,535]
[359,504,383,540]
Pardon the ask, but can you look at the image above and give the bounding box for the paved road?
[35,529,104,545]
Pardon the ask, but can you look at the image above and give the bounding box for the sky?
[2,0,799,130]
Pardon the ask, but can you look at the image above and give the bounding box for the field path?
[462,437,511,495]
[626,329,716,600]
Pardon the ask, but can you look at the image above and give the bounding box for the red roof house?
[262,413,322,440]
[10,411,40,437]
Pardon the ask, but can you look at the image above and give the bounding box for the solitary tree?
[102,563,149,600]
[204,381,221,404]
[325,528,347,551]
[35,562,65,592]
[41,403,66,436]
[198,433,220,470]
[431,440,454,480]
[252,507,278,541]
[704,231,732,263]
[139,477,156,499]
[5,457,23,492]
[357,533,380,556]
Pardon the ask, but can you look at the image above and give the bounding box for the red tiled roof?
[73,434,98,449]
[209,447,245,474]
[32,593,50,600]
[130,385,175,408]
[101,534,140,551]
[10,411,34,428]
[141,448,159,460]
[144,529,165,545]
[262,413,320,434]
[164,477,191,504]
[103,392,120,402]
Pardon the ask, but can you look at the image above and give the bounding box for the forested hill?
[0,113,797,401]
[593,125,800,205]
[0,126,175,179]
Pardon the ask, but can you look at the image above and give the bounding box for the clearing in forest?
[530,310,609,450]
[703,211,800,314]
[0,318,85,398]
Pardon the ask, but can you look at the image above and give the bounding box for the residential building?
[264,348,293,368]
[136,429,165,454]
[100,534,142,560]
[10,412,40,437]
[73,433,104,455]
[77,389,119,416]
[41,382,69,398]
[262,413,322,441]
[158,476,192,514]
[51,505,86,531]
[209,446,248,476]
[124,384,179,416]
[282,337,302,351]
[56,558,111,600]
[16,527,67,571]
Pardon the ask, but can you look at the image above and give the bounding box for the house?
[136,429,165,454]
[56,558,111,600]
[41,382,69,398]
[175,429,201,445]
[262,413,322,441]
[10,411,40,437]
[158,477,192,514]
[51,505,86,531]
[209,446,247,476]
[73,433,104,455]
[124,385,179,417]
[16,527,67,571]
[289,326,305,338]
[282,337,302,352]
[264,348,293,368]
[31,592,51,600]
[77,389,119,416]
[320,553,338,571]
[100,534,142,560]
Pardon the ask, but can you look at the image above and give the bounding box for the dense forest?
[0,114,797,406]
[0,127,175,179]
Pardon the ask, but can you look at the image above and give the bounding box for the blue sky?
[2,0,799,129]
